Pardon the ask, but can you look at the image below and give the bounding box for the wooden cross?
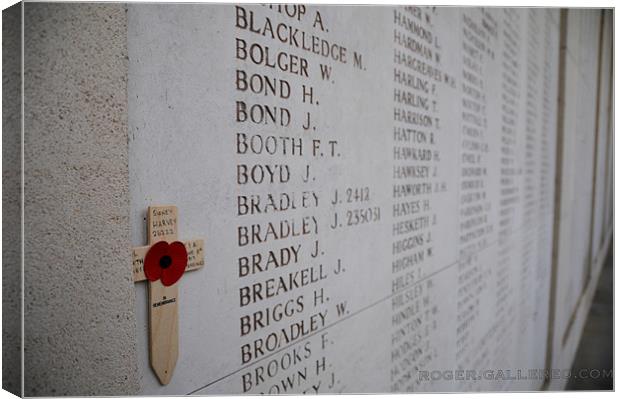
[131,205,204,385]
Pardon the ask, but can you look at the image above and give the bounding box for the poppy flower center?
[159,255,172,269]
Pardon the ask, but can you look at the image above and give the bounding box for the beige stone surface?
[23,3,139,395]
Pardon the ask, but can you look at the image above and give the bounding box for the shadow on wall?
[566,241,613,390]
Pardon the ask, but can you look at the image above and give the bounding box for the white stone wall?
[546,9,614,391]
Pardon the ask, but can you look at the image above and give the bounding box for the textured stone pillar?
[3,2,23,396]
[22,3,139,395]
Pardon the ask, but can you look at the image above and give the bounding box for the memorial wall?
[4,3,614,396]
[126,4,612,394]
[546,9,614,391]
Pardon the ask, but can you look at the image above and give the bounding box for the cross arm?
[132,239,205,282]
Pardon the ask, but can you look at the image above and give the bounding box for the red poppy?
[144,241,188,286]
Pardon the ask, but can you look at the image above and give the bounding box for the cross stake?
[131,205,205,385]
